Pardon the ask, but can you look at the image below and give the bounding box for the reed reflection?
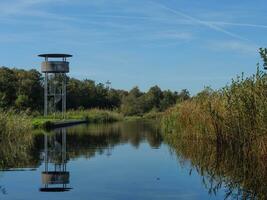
[167,137,267,200]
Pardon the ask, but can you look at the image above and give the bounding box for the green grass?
[65,109,123,122]
[32,109,124,129]
[31,118,61,129]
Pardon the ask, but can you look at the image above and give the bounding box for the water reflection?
[167,137,267,199]
[65,121,162,159]
[37,121,161,193]
[1,121,266,199]
[40,128,71,192]
[0,128,39,170]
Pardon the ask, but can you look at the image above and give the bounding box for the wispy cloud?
[0,0,74,20]
[151,1,251,42]
[207,21,267,29]
[209,40,259,54]
[0,0,264,47]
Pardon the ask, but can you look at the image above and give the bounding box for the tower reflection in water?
[40,128,72,192]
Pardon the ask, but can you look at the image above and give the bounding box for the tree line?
[0,67,190,116]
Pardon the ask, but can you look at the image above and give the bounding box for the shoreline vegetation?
[32,109,124,129]
[0,109,164,130]
[1,108,161,131]
[0,66,188,133]
[159,49,267,198]
[162,66,267,156]
[2,49,267,151]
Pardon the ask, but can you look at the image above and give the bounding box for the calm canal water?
[0,121,264,199]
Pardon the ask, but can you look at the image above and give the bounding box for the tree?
[259,48,267,68]
[15,94,29,110]
[120,87,144,115]
[160,90,177,111]
[145,85,163,111]
[0,66,190,114]
[14,69,43,110]
[107,89,121,109]
[0,67,17,108]
[177,89,190,102]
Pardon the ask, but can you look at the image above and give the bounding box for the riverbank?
[32,109,123,129]
[161,68,267,155]
[0,108,162,133]
[0,109,123,133]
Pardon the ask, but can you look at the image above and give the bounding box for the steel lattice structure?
[39,54,72,118]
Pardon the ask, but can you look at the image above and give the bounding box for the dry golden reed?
[162,67,267,154]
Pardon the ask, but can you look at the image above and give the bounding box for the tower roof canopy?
[38,54,72,58]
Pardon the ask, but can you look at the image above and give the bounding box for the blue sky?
[0,0,267,94]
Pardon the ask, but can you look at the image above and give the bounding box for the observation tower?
[38,54,72,118]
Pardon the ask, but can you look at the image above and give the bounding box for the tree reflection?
[65,121,163,159]
[0,121,163,194]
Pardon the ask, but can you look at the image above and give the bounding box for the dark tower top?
[38,54,72,58]
[39,53,72,73]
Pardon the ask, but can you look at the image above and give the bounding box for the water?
[0,121,263,199]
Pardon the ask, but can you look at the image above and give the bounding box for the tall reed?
[0,110,32,138]
[0,110,34,169]
[162,68,267,154]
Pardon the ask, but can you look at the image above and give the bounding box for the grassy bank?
[32,109,123,129]
[161,68,267,155]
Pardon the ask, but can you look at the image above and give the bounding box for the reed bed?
[0,110,32,138]
[161,68,267,154]
[0,110,34,169]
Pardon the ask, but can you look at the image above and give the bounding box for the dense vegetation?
[162,49,267,155]
[0,110,36,169]
[160,49,267,199]
[0,67,189,116]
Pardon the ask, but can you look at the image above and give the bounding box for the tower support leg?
[44,72,48,116]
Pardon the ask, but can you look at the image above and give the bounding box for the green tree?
[160,90,177,111]
[177,89,190,102]
[0,67,17,108]
[145,85,163,111]
[259,48,267,68]
[120,87,144,115]
[14,69,43,110]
